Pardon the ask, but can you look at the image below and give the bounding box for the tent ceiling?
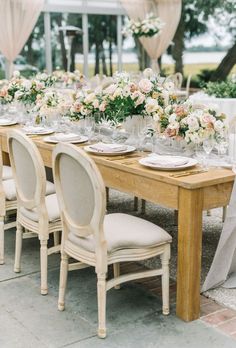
[43,0,127,15]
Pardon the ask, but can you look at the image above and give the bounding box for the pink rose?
[174,105,186,117]
[165,127,178,137]
[201,113,216,127]
[138,79,153,94]
[99,101,107,112]
[0,87,8,97]
[131,91,145,106]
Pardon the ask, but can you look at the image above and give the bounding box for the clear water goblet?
[203,137,215,169]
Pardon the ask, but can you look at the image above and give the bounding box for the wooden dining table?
[0,125,235,322]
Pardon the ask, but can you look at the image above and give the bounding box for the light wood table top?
[0,125,235,322]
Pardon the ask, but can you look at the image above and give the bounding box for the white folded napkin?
[146,154,189,167]
[0,118,12,123]
[50,133,80,142]
[23,126,47,133]
[90,143,127,152]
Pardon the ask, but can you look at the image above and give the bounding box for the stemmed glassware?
[202,137,215,169]
[84,116,95,141]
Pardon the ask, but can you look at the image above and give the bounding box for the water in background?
[76,51,226,65]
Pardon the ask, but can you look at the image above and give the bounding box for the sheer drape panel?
[202,179,236,292]
[0,0,44,78]
[120,0,182,71]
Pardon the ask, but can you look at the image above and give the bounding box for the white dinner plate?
[43,135,88,144]
[22,127,54,135]
[84,144,136,156]
[139,156,198,171]
[0,119,18,126]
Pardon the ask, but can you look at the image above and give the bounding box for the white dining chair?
[8,130,61,295]
[0,149,17,264]
[53,143,172,338]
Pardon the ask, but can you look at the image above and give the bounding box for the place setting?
[84,142,136,156]
[21,125,55,136]
[0,117,18,126]
[43,133,88,144]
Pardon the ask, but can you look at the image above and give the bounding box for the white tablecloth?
[189,92,236,123]
[202,179,236,292]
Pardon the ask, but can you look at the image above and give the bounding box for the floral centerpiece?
[69,70,177,123]
[32,90,71,122]
[154,102,228,145]
[204,78,236,98]
[123,12,165,38]
[0,71,57,107]
[53,70,85,88]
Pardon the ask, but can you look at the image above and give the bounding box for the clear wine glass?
[203,137,215,169]
[84,116,95,141]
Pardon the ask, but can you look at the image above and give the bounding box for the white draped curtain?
[202,179,236,292]
[0,0,44,78]
[120,0,182,71]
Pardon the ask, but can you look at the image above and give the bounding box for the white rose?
[169,121,179,130]
[153,113,160,122]
[104,84,117,95]
[123,86,131,97]
[186,115,199,131]
[14,91,24,100]
[40,73,48,81]
[189,132,201,144]
[214,120,224,132]
[169,113,177,123]
[165,105,173,114]
[22,80,32,90]
[13,71,20,78]
[84,93,96,104]
[113,87,122,98]
[143,68,154,79]
[145,98,159,114]
[139,78,153,94]
[164,81,175,91]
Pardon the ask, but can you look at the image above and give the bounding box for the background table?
[189,92,236,123]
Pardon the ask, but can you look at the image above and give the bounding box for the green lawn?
[76,62,236,79]
[1,62,235,81]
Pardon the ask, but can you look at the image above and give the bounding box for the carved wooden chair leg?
[222,206,227,222]
[58,253,69,311]
[113,263,120,289]
[53,231,60,246]
[40,239,48,295]
[0,216,4,265]
[161,245,170,315]
[97,273,107,338]
[106,187,109,203]
[141,199,146,214]
[14,222,23,273]
[134,196,138,211]
[174,210,178,224]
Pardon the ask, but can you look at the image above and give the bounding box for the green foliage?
[204,80,236,98]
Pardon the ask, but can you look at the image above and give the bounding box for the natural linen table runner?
[202,179,236,291]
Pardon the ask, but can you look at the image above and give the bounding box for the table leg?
[176,187,203,321]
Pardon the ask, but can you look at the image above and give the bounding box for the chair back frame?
[53,143,107,264]
[8,130,48,219]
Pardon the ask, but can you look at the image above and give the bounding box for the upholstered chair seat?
[3,179,55,202]
[20,193,60,223]
[68,213,171,253]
